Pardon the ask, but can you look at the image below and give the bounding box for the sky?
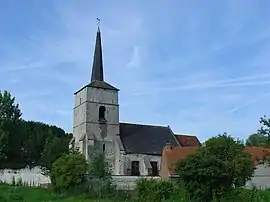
[1,0,270,142]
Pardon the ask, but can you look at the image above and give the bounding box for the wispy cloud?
[0,0,270,141]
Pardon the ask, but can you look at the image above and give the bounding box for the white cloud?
[1,0,270,141]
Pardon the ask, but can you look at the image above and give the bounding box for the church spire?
[91,18,104,82]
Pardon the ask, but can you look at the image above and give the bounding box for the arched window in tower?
[99,106,106,120]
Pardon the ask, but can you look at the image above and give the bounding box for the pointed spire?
[91,18,104,82]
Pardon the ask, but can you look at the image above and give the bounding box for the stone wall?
[246,164,270,189]
[112,175,161,190]
[120,153,161,176]
[0,167,50,186]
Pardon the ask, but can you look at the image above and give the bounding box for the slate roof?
[174,134,201,147]
[119,122,179,155]
[91,27,104,82]
[74,81,119,94]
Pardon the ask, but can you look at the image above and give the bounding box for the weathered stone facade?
[71,27,183,177]
[73,84,120,174]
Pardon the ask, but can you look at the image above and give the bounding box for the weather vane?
[97,18,100,27]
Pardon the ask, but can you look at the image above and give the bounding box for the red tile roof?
[163,146,198,174]
[175,134,201,147]
[163,146,270,175]
[244,146,270,166]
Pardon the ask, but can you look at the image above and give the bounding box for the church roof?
[74,80,119,94]
[74,26,118,95]
[119,123,180,155]
[91,27,104,82]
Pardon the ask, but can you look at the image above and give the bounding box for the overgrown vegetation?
[2,182,270,202]
[246,116,270,146]
[175,134,254,201]
[51,152,87,192]
[2,90,270,201]
[0,90,71,171]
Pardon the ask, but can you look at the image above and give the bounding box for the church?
[69,26,201,176]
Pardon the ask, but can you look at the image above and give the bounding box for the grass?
[2,183,270,202]
[0,184,114,202]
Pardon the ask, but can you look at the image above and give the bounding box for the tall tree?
[0,90,22,168]
[258,116,270,141]
[246,133,268,146]
[246,116,270,147]
[0,90,71,169]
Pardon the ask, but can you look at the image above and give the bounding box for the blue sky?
[1,0,270,142]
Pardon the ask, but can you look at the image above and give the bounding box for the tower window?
[99,106,106,120]
[103,143,106,152]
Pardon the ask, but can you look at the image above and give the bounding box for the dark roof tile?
[74,80,118,94]
[119,123,179,155]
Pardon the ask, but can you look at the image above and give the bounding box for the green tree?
[88,153,111,179]
[0,90,22,168]
[87,153,115,198]
[51,152,87,192]
[258,116,270,142]
[20,120,71,169]
[39,136,70,175]
[175,134,254,201]
[0,90,71,170]
[246,133,268,146]
[245,116,270,147]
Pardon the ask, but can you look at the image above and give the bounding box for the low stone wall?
[112,175,161,190]
[0,167,161,190]
[0,167,50,186]
[246,164,270,190]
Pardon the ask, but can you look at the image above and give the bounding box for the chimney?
[165,142,172,150]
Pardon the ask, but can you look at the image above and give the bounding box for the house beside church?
[160,145,270,189]
[69,26,200,176]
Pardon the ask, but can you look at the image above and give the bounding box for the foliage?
[87,153,116,198]
[246,116,270,147]
[39,135,70,176]
[0,90,22,167]
[246,133,269,146]
[3,183,270,202]
[88,153,111,179]
[258,116,270,142]
[51,152,87,192]
[0,90,71,170]
[136,178,182,201]
[175,133,254,201]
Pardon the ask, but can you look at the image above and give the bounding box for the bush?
[136,178,179,201]
[175,134,254,201]
[86,153,115,198]
[50,152,87,192]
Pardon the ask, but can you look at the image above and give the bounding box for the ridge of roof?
[120,122,169,128]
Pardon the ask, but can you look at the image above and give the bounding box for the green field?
[2,184,270,202]
[0,184,112,202]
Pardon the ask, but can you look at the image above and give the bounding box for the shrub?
[16,177,23,186]
[175,134,254,201]
[50,151,87,192]
[136,178,178,201]
[87,153,115,198]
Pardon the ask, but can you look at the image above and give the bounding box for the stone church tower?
[72,27,120,173]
